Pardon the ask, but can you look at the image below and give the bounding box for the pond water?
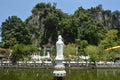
[0,68,120,80]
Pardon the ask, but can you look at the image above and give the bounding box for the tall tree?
[1,16,31,48]
[59,15,78,44]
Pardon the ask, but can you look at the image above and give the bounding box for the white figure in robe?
[55,35,64,60]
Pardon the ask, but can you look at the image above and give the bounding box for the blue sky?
[0,0,120,41]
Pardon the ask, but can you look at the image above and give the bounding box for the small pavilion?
[42,43,54,59]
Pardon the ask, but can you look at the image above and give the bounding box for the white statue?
[53,35,66,77]
[55,35,64,60]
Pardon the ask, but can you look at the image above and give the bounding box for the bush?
[12,44,37,61]
[64,44,76,57]
[85,45,99,62]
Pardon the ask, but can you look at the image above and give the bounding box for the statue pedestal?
[53,70,66,77]
[53,60,66,77]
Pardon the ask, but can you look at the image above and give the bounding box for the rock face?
[94,10,112,28]
[26,12,45,46]
[26,3,62,45]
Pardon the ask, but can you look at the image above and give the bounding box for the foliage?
[97,44,108,61]
[85,44,111,62]
[12,44,25,57]
[60,15,78,44]
[112,10,120,38]
[1,3,120,47]
[1,16,31,48]
[12,44,37,59]
[100,29,119,48]
[80,40,88,48]
[64,44,76,57]
[107,48,120,61]
[26,2,65,45]
[85,45,99,62]
[0,42,4,47]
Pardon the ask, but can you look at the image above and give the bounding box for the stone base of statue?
[53,70,66,77]
[53,60,66,79]
[53,59,66,80]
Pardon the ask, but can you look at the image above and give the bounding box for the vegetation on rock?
[1,3,120,61]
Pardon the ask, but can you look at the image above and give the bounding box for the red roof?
[0,48,6,53]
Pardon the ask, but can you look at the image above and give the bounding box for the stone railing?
[1,61,120,68]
